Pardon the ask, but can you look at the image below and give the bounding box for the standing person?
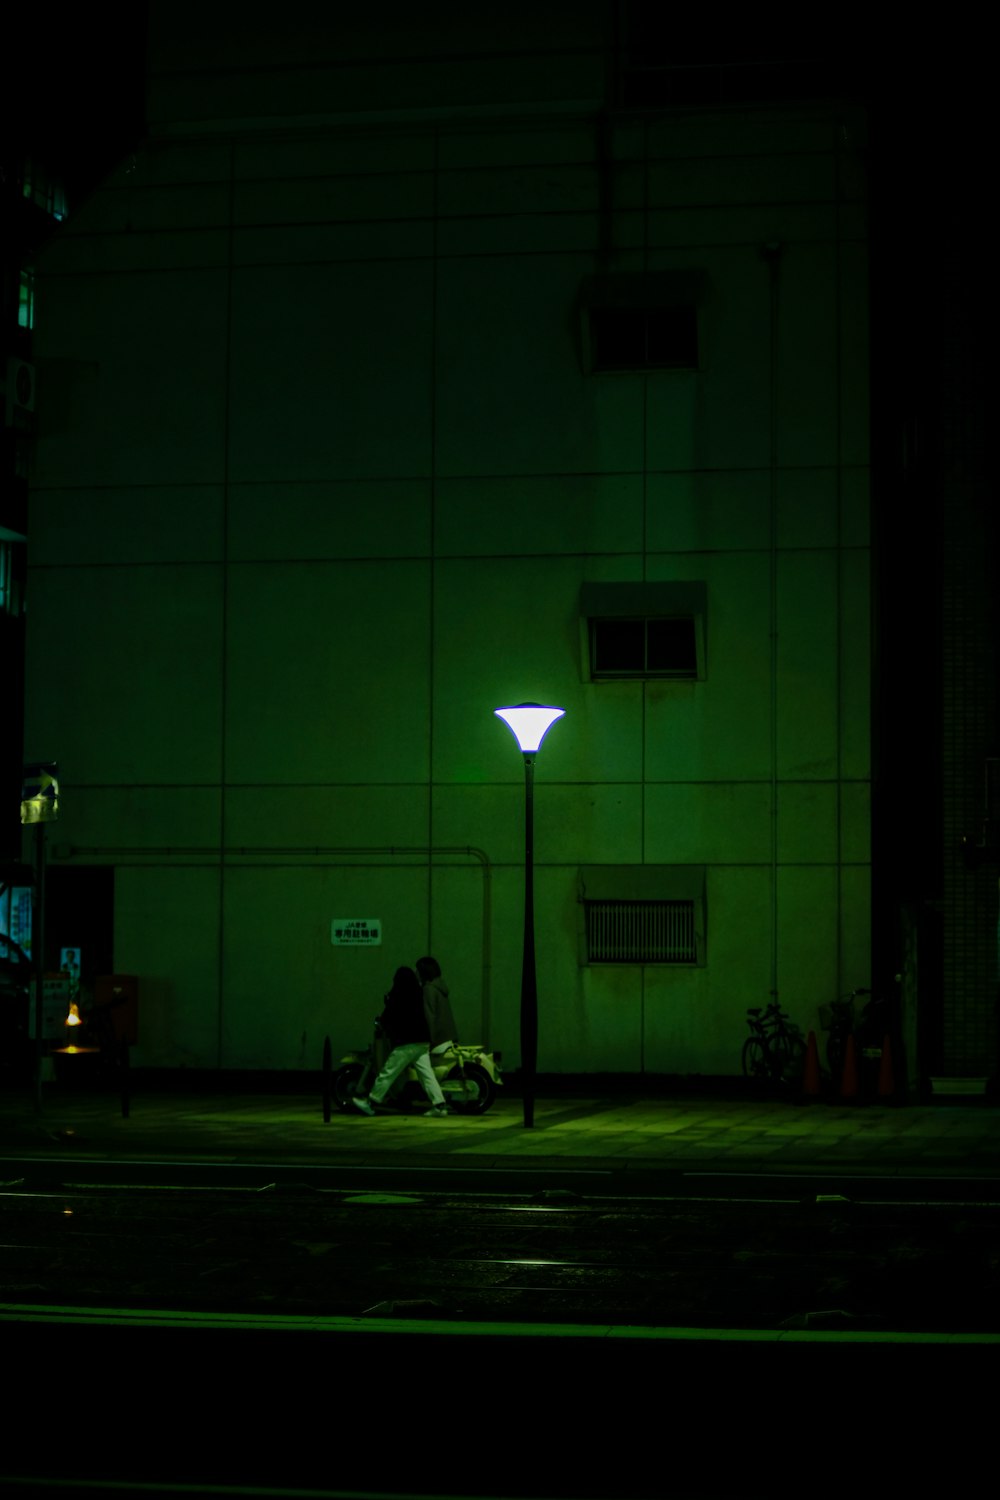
[417,955,458,1058]
[352,966,448,1118]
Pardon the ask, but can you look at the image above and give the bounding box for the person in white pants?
[352,966,448,1117]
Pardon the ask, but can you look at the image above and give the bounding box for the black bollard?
[322,1036,332,1123]
[119,1036,130,1118]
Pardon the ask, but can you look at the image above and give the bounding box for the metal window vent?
[585,899,697,964]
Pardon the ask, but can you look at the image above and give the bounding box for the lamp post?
[494,703,565,1128]
[21,762,59,1110]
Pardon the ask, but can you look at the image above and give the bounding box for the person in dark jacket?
[352,966,448,1117]
[417,955,458,1057]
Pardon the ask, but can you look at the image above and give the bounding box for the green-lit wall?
[26,51,869,1074]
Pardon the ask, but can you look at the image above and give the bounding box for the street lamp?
[494,702,565,1128]
[21,761,59,1109]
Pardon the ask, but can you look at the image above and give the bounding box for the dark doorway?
[44,866,113,988]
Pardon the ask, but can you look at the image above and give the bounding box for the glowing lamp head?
[494,703,565,754]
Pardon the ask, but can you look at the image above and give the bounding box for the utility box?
[94,974,138,1045]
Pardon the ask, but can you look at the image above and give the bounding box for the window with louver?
[585,899,697,964]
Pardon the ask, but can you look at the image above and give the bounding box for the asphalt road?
[2,1166,999,1333]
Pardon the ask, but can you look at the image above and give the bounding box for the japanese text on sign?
[331,919,382,947]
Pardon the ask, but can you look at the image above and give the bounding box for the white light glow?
[494,703,565,754]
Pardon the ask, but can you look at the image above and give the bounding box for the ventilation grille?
[585,899,696,964]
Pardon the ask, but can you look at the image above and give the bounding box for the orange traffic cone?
[877,1034,895,1101]
[802,1030,822,1099]
[840,1034,860,1101]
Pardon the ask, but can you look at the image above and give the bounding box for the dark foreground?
[4,1317,989,1499]
[2,1163,998,1497]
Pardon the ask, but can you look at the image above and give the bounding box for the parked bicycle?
[742,1002,807,1087]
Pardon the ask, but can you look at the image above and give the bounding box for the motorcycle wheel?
[332,1063,365,1113]
[442,1062,496,1115]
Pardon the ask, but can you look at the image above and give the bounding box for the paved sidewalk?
[2,1081,998,1179]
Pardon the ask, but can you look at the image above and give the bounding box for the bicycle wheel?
[827,1034,845,1085]
[770,1031,807,1086]
[741,1037,767,1079]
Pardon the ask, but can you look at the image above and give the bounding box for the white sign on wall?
[331,918,382,947]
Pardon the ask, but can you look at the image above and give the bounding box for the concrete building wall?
[25,49,869,1075]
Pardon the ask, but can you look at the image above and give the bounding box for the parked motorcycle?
[332,1018,502,1115]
